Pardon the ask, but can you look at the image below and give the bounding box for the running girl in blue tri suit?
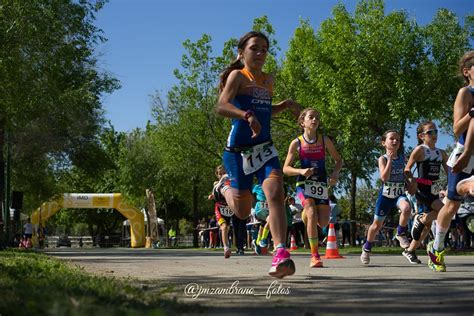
[360,130,412,264]
[215,31,300,278]
[283,108,342,268]
[428,50,474,272]
[402,121,448,264]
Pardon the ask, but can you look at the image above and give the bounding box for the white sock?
[433,223,448,251]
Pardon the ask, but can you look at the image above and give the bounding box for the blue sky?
[95,0,472,150]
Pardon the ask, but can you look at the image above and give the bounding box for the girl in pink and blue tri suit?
[283,108,342,268]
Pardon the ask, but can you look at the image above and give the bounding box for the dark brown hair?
[381,129,399,142]
[416,121,435,145]
[219,31,270,92]
[297,108,320,131]
[459,50,474,84]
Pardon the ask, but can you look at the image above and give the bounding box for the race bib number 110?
[382,182,404,199]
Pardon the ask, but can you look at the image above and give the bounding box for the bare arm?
[215,70,261,138]
[283,139,309,177]
[404,146,424,179]
[379,155,392,182]
[453,87,472,137]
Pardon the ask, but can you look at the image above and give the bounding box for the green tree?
[0,0,119,231]
[279,0,472,244]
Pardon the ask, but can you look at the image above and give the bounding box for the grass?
[0,249,192,316]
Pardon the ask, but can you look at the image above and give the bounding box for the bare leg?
[220,223,229,248]
[262,175,286,247]
[366,219,384,244]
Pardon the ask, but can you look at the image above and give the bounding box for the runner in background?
[360,130,413,264]
[283,108,342,268]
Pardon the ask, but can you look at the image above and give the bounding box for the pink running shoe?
[268,248,295,278]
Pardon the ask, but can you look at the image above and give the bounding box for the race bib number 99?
[241,143,278,175]
[304,180,328,200]
[382,182,404,199]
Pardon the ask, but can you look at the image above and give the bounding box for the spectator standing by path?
[209,216,218,248]
[231,215,247,255]
[23,218,33,247]
[168,227,177,247]
[196,218,208,248]
[341,218,351,247]
[288,196,305,247]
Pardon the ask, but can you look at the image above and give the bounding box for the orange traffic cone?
[290,234,298,251]
[323,223,344,259]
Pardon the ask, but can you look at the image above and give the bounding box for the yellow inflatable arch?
[30,193,145,248]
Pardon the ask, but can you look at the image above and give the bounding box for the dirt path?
[43,247,474,315]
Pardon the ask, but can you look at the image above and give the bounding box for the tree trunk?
[0,123,5,245]
[399,120,407,154]
[146,189,159,243]
[164,202,169,247]
[192,176,199,248]
[350,172,357,246]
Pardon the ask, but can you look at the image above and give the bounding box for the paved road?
[43,248,474,315]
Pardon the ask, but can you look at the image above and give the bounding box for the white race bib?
[447,142,474,173]
[382,182,404,199]
[241,142,278,175]
[430,180,444,196]
[304,180,328,199]
[218,205,233,217]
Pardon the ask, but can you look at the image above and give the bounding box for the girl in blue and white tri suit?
[360,130,412,264]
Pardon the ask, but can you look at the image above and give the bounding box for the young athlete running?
[403,121,448,264]
[215,31,300,278]
[428,51,474,272]
[209,165,234,258]
[360,130,413,264]
[283,108,342,268]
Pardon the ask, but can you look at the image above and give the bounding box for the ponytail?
[219,59,244,93]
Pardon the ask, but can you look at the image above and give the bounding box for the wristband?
[469,107,474,118]
[244,110,255,122]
